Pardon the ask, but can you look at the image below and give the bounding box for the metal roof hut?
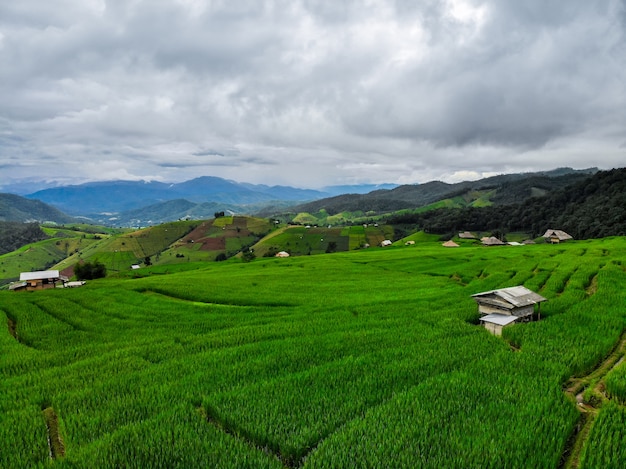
[472,286,547,336]
[542,229,573,244]
[12,270,67,291]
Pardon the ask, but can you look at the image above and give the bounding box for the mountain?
[25,177,328,216]
[0,193,76,224]
[286,168,598,216]
[322,183,399,196]
[387,167,626,239]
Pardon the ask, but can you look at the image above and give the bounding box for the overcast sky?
[1,0,624,189]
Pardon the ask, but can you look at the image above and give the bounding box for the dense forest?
[0,222,49,255]
[387,168,626,239]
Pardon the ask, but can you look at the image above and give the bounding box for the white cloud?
[0,0,624,188]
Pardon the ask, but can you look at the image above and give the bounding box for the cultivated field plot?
[1,238,626,468]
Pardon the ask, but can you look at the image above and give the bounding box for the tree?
[74,260,107,280]
[242,250,256,263]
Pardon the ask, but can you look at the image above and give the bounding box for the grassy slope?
[1,237,625,467]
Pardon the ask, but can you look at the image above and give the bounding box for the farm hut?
[442,240,459,247]
[472,286,547,335]
[543,229,573,244]
[13,270,67,291]
[405,240,415,246]
[275,251,290,258]
[481,236,505,246]
[381,240,392,247]
[459,231,476,239]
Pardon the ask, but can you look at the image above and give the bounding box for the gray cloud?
[0,0,624,189]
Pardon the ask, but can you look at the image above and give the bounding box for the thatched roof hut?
[543,229,573,243]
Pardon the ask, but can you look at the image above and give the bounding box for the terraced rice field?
[1,237,625,467]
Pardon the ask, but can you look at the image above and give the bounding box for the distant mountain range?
[17,176,400,217]
[0,167,605,227]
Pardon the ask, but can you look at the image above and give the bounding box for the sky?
[1,0,625,190]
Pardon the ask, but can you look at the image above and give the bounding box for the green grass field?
[1,237,625,467]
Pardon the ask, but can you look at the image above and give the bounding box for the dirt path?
[560,331,626,469]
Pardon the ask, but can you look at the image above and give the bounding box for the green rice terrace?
[2,236,626,467]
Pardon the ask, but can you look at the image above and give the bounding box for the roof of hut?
[472,286,547,309]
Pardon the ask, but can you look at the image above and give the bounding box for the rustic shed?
[275,251,290,258]
[14,270,67,291]
[472,286,547,334]
[542,229,573,244]
[459,231,476,239]
[442,240,459,247]
[481,236,505,246]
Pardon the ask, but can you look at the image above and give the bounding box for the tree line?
[387,168,626,239]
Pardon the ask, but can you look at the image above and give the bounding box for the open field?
[1,237,625,467]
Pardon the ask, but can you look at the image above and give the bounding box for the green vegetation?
[1,237,625,467]
[0,222,49,255]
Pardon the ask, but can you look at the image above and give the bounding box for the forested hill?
[387,168,626,239]
[288,168,597,215]
[0,222,49,255]
[0,193,76,224]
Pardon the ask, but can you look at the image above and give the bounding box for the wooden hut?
[11,270,67,291]
[542,229,573,244]
[472,286,547,335]
[481,236,505,246]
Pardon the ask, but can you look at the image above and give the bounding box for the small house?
[12,270,67,291]
[472,286,547,335]
[543,229,573,244]
[405,240,415,246]
[459,231,476,239]
[381,240,392,247]
[442,240,459,247]
[275,251,290,258]
[481,236,505,246]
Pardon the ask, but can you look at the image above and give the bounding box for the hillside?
[2,237,626,467]
[285,168,596,217]
[387,167,626,239]
[0,193,76,224]
[0,222,49,256]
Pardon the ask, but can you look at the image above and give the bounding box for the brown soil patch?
[200,238,226,251]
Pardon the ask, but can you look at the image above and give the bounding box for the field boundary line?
[561,330,626,469]
[42,406,65,460]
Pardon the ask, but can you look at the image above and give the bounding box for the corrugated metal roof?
[20,270,60,281]
[472,286,547,308]
[479,314,519,326]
